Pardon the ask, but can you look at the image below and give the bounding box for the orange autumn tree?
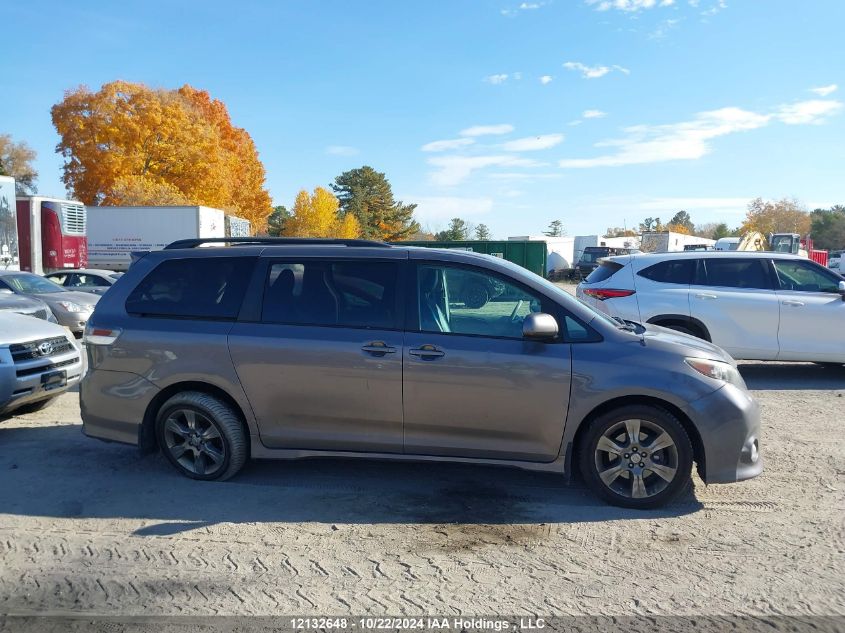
[51,80,272,232]
[283,187,361,239]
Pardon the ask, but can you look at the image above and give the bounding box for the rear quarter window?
[585,261,623,284]
[125,257,255,319]
[637,259,695,284]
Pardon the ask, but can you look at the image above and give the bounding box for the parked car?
[0,289,58,323]
[0,271,100,336]
[80,238,762,509]
[576,246,638,279]
[577,251,845,365]
[44,269,124,296]
[0,312,82,416]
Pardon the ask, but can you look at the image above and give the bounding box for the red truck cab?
[16,197,88,274]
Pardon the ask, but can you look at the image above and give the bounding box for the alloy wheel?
[162,408,227,477]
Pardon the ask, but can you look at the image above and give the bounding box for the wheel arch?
[646,314,711,341]
[139,381,251,456]
[570,394,706,481]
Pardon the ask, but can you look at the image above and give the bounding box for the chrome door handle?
[694,293,718,300]
[361,342,397,356]
[409,345,445,359]
[782,300,805,307]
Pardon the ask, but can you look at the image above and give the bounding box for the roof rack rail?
[163,237,391,250]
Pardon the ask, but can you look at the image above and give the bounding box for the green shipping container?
[394,240,548,278]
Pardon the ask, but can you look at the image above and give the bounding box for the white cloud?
[460,124,515,137]
[701,0,727,16]
[421,138,476,152]
[485,73,510,84]
[586,0,675,11]
[406,196,494,223]
[559,107,771,168]
[568,119,583,126]
[502,1,548,15]
[809,84,838,97]
[428,155,541,186]
[539,75,553,85]
[325,145,359,156]
[583,109,607,119]
[649,18,680,39]
[502,134,565,151]
[563,61,630,79]
[776,100,843,125]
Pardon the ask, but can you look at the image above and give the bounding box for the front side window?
[773,260,841,293]
[638,259,695,285]
[262,260,399,329]
[701,258,771,290]
[416,264,549,339]
[125,257,254,319]
[76,274,111,287]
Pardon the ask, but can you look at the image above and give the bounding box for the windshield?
[580,249,608,263]
[1,273,66,294]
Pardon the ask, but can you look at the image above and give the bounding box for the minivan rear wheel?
[579,405,693,509]
[155,392,247,481]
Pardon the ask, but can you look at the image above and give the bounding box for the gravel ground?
[0,363,843,622]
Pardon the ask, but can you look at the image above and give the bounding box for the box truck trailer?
[1,177,88,274]
[87,206,250,271]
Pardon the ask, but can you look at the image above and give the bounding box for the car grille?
[16,357,79,378]
[9,336,76,362]
[61,203,86,235]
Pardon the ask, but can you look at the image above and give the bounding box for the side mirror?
[839,280,845,301]
[523,312,559,340]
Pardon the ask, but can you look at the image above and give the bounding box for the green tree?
[436,218,469,241]
[474,223,491,240]
[810,205,845,250]
[639,217,663,232]
[668,210,694,233]
[0,133,38,194]
[543,219,564,237]
[331,165,420,240]
[267,205,291,237]
[712,223,732,240]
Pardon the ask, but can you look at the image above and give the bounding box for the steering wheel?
[510,299,524,323]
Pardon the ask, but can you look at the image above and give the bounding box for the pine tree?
[543,220,564,237]
[331,166,420,241]
[475,223,491,240]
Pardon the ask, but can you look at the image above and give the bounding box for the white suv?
[576,251,845,364]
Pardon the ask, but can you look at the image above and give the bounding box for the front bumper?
[683,383,763,484]
[0,348,83,415]
[53,308,93,333]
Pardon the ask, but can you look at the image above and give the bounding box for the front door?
[772,258,845,362]
[689,257,780,360]
[403,261,571,462]
[228,258,405,452]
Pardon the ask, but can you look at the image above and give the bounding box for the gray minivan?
[81,238,762,509]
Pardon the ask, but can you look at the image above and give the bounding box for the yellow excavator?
[716,232,828,265]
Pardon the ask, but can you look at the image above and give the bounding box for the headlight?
[685,357,746,389]
[57,301,89,313]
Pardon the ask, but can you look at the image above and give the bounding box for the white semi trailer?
[87,205,250,271]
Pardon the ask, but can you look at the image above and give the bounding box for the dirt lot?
[0,361,843,621]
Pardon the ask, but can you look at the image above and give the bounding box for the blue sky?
[4,0,844,237]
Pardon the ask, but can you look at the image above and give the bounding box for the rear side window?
[701,258,770,290]
[126,257,255,319]
[638,259,694,284]
[585,261,623,284]
[262,260,399,329]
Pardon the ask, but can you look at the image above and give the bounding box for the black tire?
[15,396,58,414]
[579,404,693,509]
[463,282,489,309]
[155,391,248,481]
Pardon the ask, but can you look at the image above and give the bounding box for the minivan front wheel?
[579,405,693,509]
[155,392,247,481]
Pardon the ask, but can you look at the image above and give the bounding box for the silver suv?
[80,238,763,509]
